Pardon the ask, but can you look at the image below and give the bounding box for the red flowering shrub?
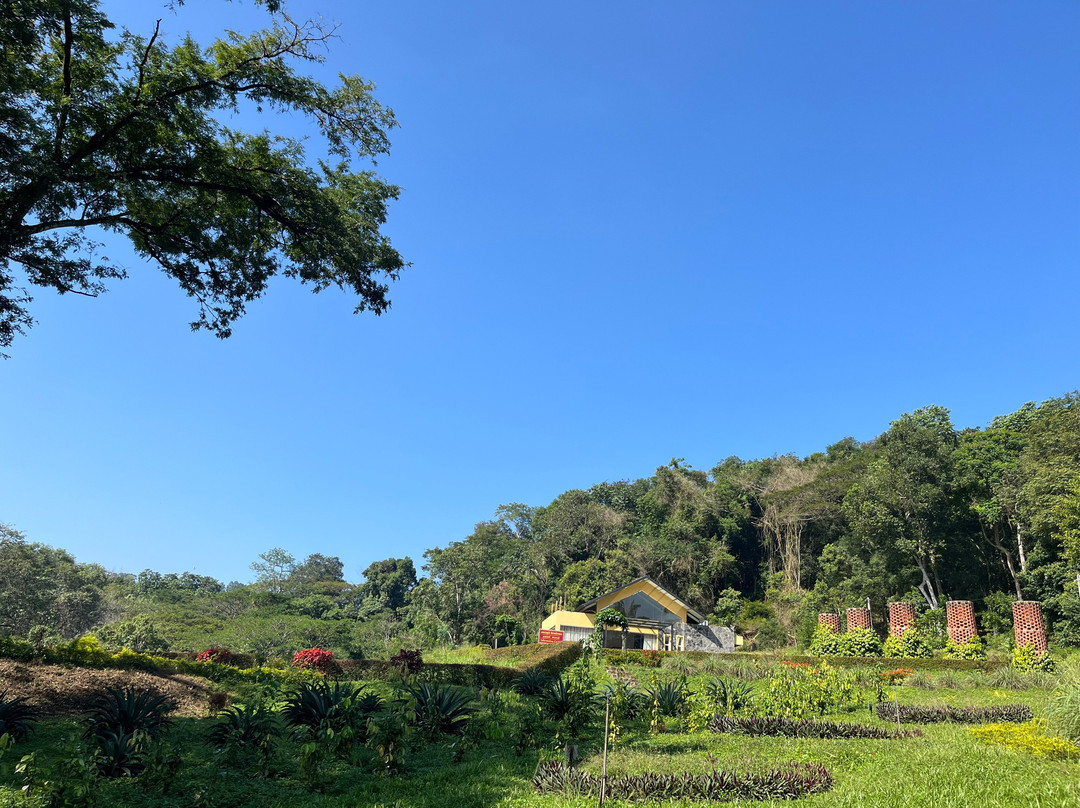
[389,648,423,675]
[197,648,233,664]
[879,668,914,685]
[292,647,337,675]
[640,650,662,668]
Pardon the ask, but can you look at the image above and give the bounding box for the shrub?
[389,648,423,675]
[1012,644,1056,673]
[603,649,662,668]
[754,661,859,719]
[841,628,883,657]
[882,630,934,659]
[808,625,845,657]
[1045,676,1080,742]
[711,588,743,625]
[879,668,914,686]
[944,637,986,660]
[710,715,922,740]
[875,702,1033,724]
[0,690,36,743]
[809,626,882,658]
[533,761,834,802]
[777,654,1002,673]
[292,648,338,675]
[970,720,1080,761]
[197,648,233,664]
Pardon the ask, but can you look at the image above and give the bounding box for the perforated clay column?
[1012,600,1048,655]
[888,602,916,638]
[846,607,871,631]
[818,613,841,632]
[946,600,978,645]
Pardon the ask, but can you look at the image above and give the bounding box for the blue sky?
[1,0,1077,585]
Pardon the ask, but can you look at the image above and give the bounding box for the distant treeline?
[3,393,1079,658]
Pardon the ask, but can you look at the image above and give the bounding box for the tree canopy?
[0,0,404,353]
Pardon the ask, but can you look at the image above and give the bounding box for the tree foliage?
[3,394,1079,655]
[0,0,404,353]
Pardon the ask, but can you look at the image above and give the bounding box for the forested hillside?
[4,395,1079,658]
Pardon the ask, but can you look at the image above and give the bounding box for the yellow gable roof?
[577,576,705,623]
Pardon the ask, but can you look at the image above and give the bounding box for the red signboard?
[538,629,564,644]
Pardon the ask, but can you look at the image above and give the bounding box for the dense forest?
[3,394,1079,659]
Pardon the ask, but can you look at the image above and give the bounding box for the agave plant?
[594,681,646,720]
[84,687,174,743]
[514,668,551,696]
[208,702,282,755]
[92,728,146,778]
[541,677,576,721]
[700,676,753,715]
[0,690,36,743]
[644,680,687,717]
[282,680,378,736]
[406,682,473,737]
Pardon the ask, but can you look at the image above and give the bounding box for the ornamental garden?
[1,601,1078,808]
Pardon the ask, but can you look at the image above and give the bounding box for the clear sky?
[1,0,1077,585]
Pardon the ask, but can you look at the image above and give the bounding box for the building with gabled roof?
[540,576,738,652]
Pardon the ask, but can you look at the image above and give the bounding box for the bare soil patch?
[0,660,212,717]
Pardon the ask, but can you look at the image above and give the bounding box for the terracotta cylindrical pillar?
[1012,601,1048,655]
[888,602,916,638]
[946,600,978,645]
[846,607,871,631]
[818,613,841,632]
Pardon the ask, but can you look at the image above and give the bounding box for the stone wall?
[674,622,735,653]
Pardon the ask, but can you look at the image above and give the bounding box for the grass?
[0,654,1077,807]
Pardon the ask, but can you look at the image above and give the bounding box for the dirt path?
[0,660,213,717]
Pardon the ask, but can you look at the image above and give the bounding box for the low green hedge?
[780,654,1005,672]
[0,636,583,690]
[0,636,318,688]
[338,641,581,687]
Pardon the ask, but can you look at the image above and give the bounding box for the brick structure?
[846,607,871,631]
[1012,600,1048,655]
[818,613,841,632]
[888,602,917,638]
[945,600,978,645]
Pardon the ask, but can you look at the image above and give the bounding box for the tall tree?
[249,547,295,594]
[954,425,1028,597]
[0,0,404,353]
[843,406,959,609]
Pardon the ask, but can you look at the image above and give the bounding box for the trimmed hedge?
[875,702,1034,725]
[780,654,1004,673]
[534,761,834,802]
[0,636,583,690]
[338,641,582,687]
[0,636,318,688]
